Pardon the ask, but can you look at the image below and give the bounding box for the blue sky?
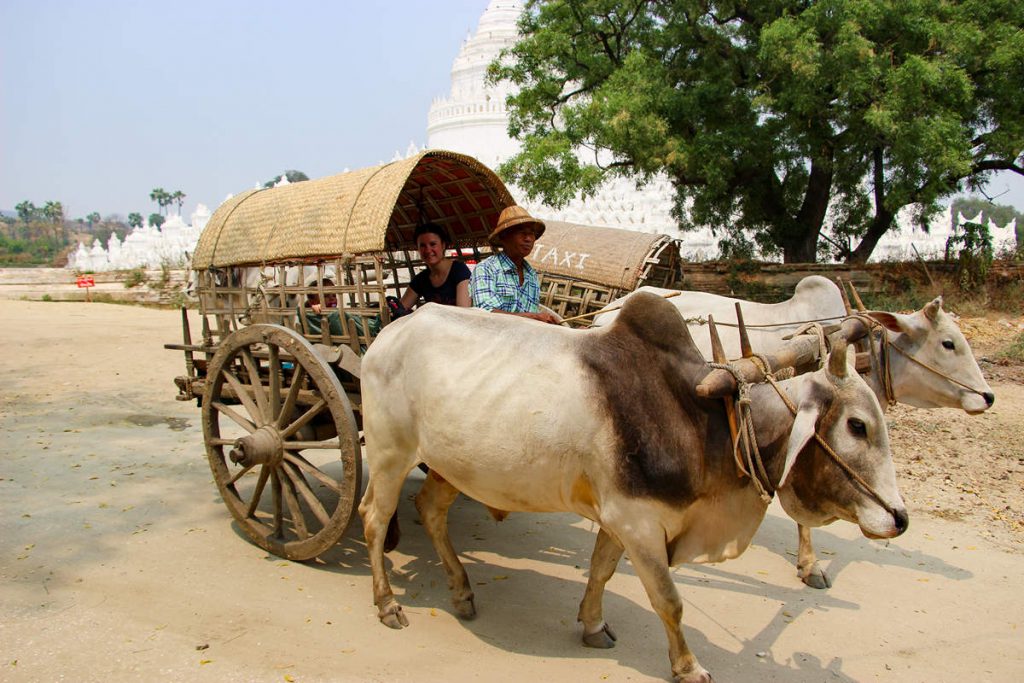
[0,0,491,220]
[1,0,1021,222]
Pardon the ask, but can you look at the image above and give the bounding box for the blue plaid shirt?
[470,252,540,313]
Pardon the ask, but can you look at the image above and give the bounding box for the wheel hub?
[229,425,284,468]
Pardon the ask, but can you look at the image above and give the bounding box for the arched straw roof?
[192,150,515,268]
[532,220,683,291]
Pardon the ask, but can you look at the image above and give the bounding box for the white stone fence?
[0,268,191,304]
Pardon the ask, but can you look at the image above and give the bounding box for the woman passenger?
[396,223,471,311]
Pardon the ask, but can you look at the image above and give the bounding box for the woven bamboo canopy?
[192,150,515,268]
[532,220,682,291]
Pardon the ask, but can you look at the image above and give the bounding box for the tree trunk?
[848,208,895,264]
[781,150,834,263]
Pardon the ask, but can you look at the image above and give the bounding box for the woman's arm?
[455,279,471,307]
[399,285,419,310]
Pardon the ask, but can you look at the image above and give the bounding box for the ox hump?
[611,291,698,358]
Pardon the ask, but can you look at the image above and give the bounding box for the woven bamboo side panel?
[532,222,685,327]
[531,221,681,290]
[537,276,621,328]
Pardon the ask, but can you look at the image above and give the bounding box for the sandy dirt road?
[1,300,1021,682]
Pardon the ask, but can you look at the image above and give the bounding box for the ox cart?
[166,150,523,560]
[164,150,900,569]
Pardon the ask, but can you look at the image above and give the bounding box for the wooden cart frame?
[167,150,514,560]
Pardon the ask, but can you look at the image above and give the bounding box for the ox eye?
[942,340,955,350]
[847,418,867,437]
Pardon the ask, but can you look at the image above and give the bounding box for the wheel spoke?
[284,438,342,450]
[277,365,307,429]
[221,368,264,427]
[283,452,343,494]
[282,461,332,527]
[226,463,255,486]
[279,399,328,439]
[280,468,310,539]
[268,345,282,423]
[245,466,271,518]
[240,347,270,421]
[211,401,257,434]
[271,469,284,538]
[285,467,332,528]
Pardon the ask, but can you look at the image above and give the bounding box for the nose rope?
[749,357,899,518]
[843,314,991,403]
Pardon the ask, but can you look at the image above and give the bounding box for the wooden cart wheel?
[201,324,361,560]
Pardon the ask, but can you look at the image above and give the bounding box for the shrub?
[123,267,147,289]
[996,331,1024,363]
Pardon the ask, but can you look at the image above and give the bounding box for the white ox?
[594,275,993,588]
[358,293,907,683]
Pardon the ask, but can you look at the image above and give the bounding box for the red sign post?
[76,275,95,302]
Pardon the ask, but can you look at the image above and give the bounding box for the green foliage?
[127,212,144,229]
[951,196,1023,254]
[0,199,72,265]
[41,294,53,302]
[996,331,1024,363]
[149,188,185,215]
[491,0,1024,263]
[946,220,994,291]
[123,267,147,289]
[149,213,165,229]
[264,170,310,188]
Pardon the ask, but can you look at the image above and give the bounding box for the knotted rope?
[756,359,900,517]
[707,360,775,504]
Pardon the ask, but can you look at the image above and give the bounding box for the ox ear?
[780,401,820,488]
[923,296,943,322]
[866,309,926,338]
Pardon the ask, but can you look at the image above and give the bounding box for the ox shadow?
[222,471,891,682]
[751,508,975,585]
[222,465,977,681]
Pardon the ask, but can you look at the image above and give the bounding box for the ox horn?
[848,280,868,313]
[708,313,728,364]
[735,302,753,359]
[828,338,851,379]
[836,277,853,316]
[708,314,743,478]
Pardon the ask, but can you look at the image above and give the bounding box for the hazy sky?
[0,0,491,220]
[2,0,1022,221]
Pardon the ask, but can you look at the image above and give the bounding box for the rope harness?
[841,313,990,407]
[710,355,899,517]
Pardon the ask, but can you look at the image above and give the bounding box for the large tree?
[490,0,1024,262]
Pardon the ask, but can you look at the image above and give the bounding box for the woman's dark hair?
[413,222,452,248]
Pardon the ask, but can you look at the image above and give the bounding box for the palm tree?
[150,188,171,215]
[171,190,186,216]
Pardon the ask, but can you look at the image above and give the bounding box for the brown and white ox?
[595,275,993,588]
[358,292,907,683]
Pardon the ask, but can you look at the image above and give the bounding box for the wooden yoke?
[696,314,871,399]
[837,278,871,359]
[707,314,741,476]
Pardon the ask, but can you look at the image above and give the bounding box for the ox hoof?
[453,596,477,620]
[674,666,712,683]
[378,603,409,629]
[582,622,617,649]
[800,563,831,590]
